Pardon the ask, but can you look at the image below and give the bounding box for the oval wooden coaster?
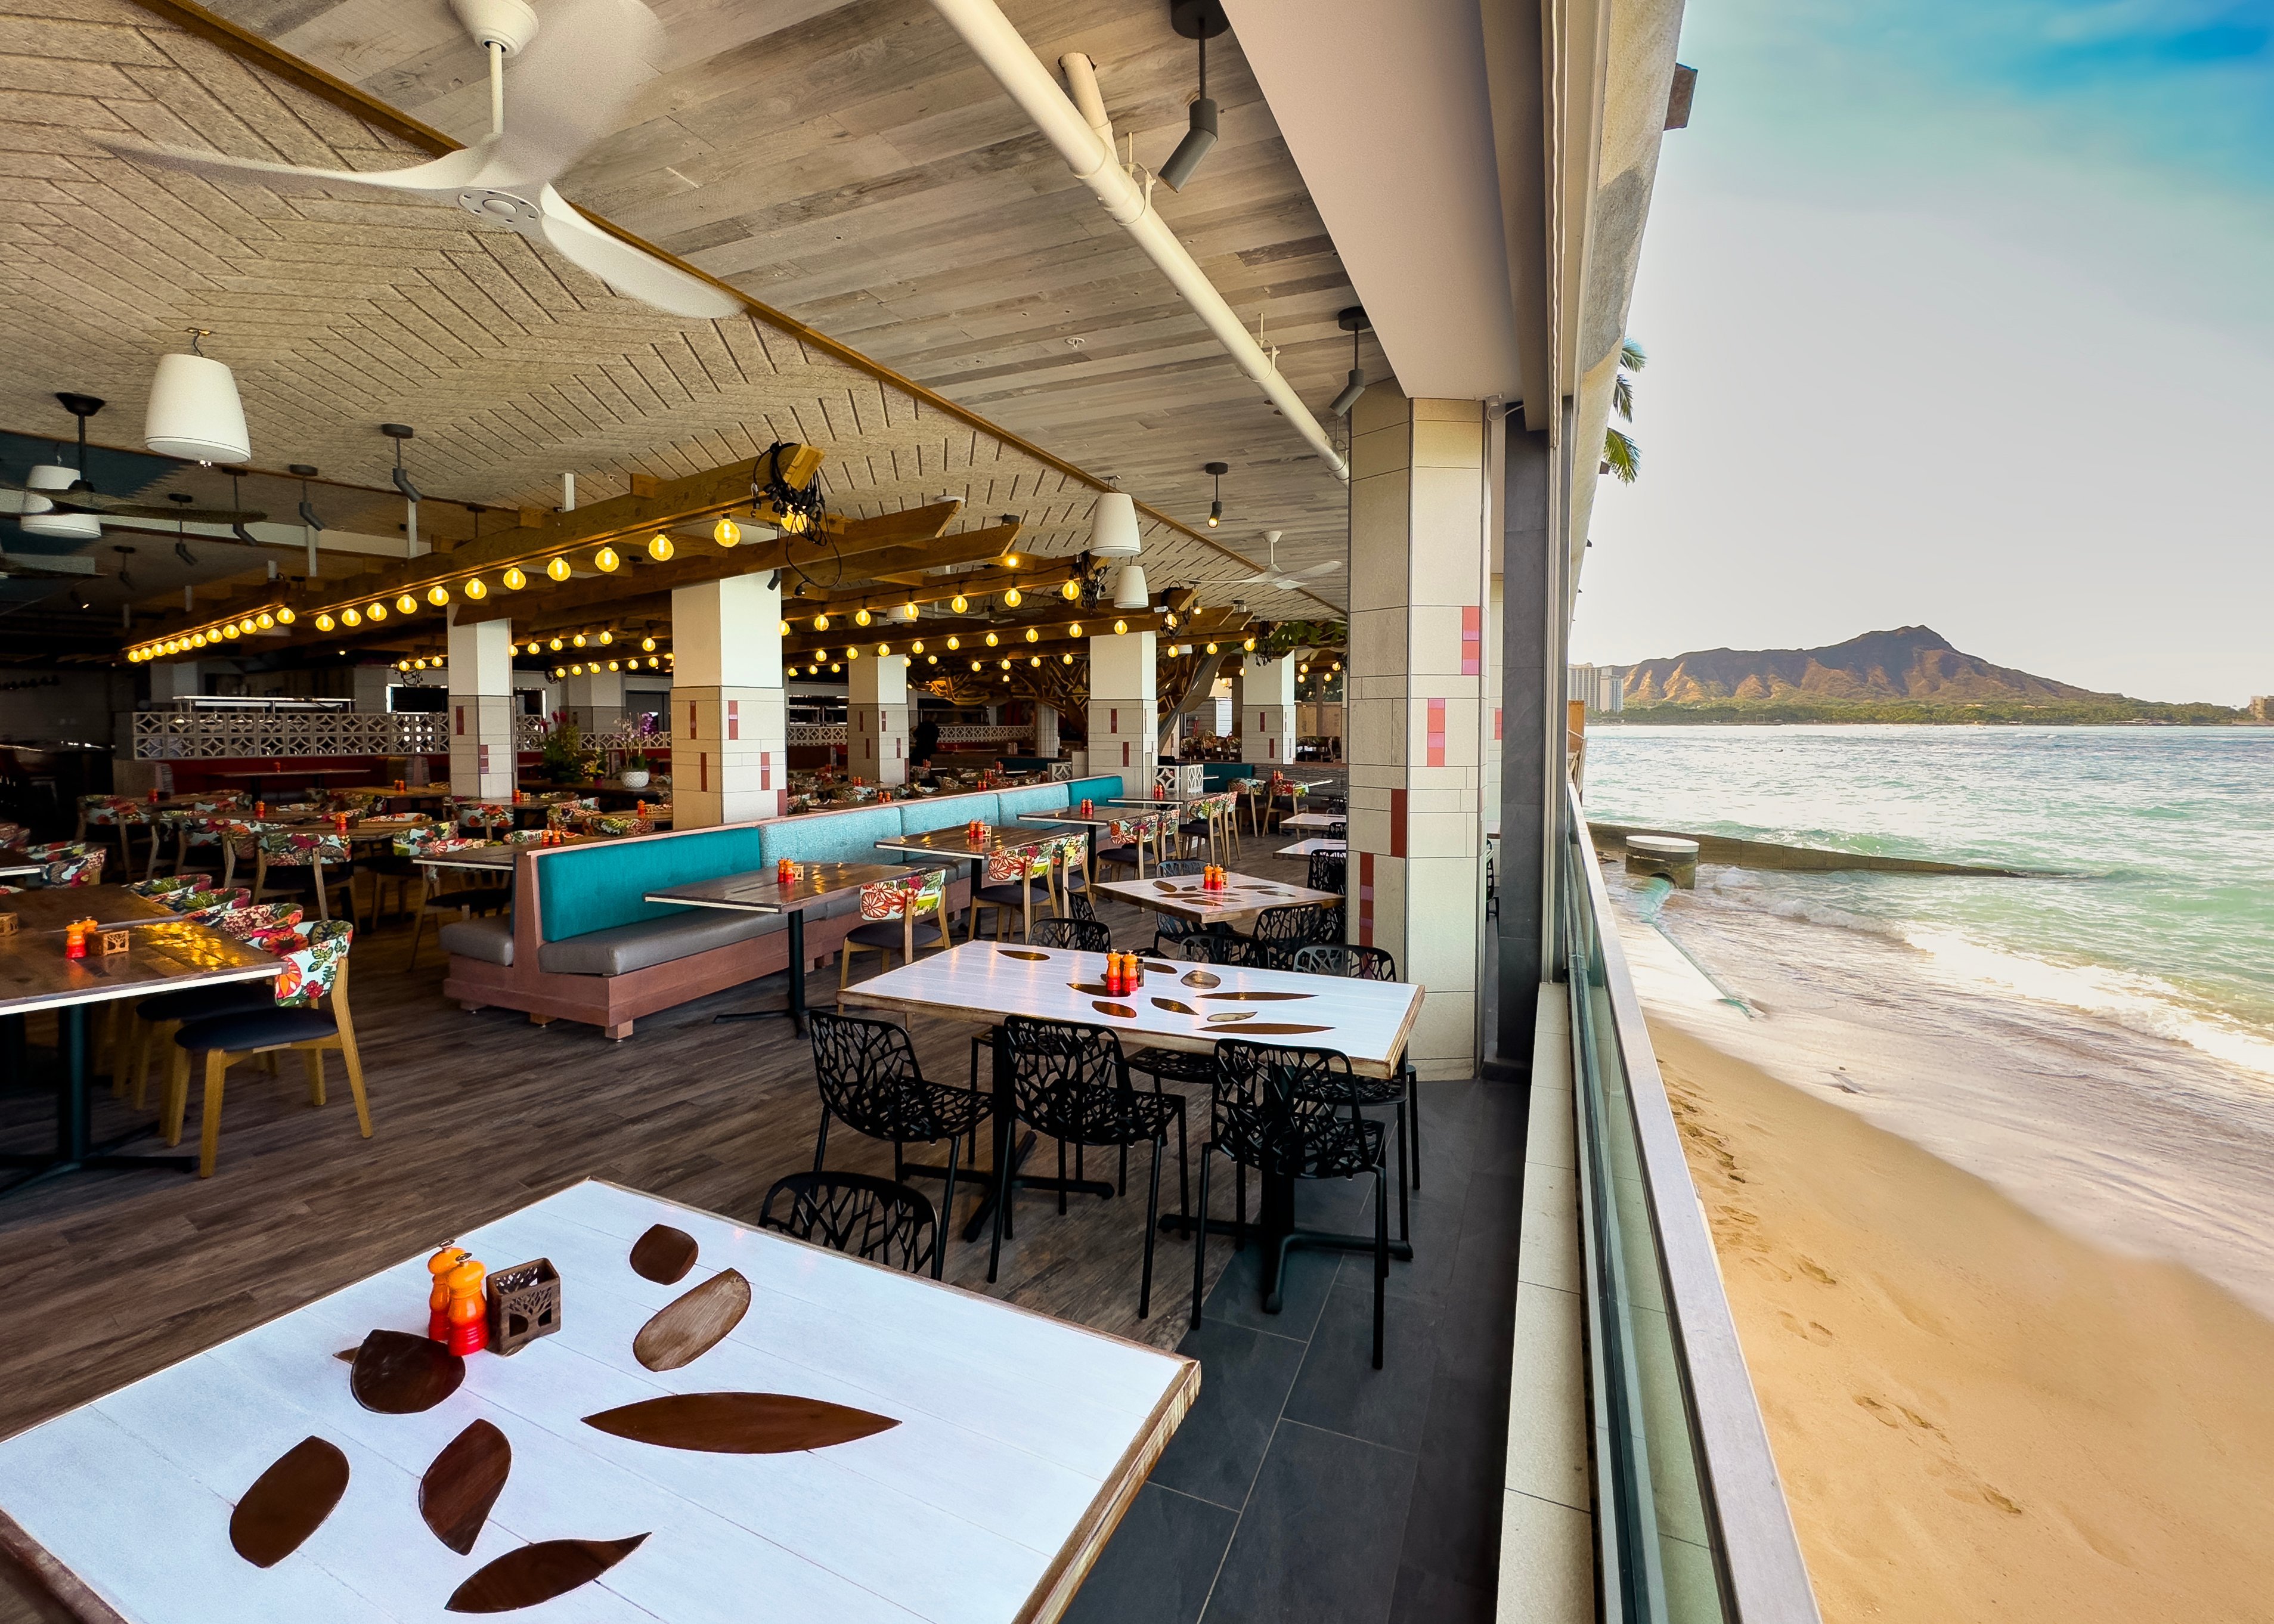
[1151,997,1198,1015]
[628,1223,698,1285]
[582,1392,899,1454]
[231,1437,349,1568]
[1180,970,1221,988]
[420,1420,512,1555]
[1091,1001,1136,1018]
[446,1533,648,1614]
[349,1329,464,1414]
[633,1269,750,1372]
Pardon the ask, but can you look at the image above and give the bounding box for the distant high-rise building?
[2250,696,2272,721]
[1567,663,1626,714]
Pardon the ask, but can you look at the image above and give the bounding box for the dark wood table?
[0,907,278,1197]
[873,825,1068,941]
[645,862,915,1035]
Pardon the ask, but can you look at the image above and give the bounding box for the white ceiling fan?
[100,0,739,322]
[1220,531,1342,591]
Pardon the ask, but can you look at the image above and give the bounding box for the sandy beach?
[1652,1017,2274,1623]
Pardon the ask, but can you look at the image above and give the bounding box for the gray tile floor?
[1066,1076,1532,1624]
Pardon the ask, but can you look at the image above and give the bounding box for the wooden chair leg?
[302,1045,326,1106]
[197,1049,228,1177]
[161,1043,190,1145]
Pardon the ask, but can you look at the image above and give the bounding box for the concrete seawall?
[1589,822,2050,879]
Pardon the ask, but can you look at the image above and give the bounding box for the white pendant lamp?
[1111,562,1150,610]
[1089,489,1141,557]
[144,333,250,465]
[17,466,100,539]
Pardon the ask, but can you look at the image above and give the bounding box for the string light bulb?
[1061,579,1080,600]
[427,585,450,606]
[946,636,960,650]
[714,516,741,548]
[813,613,829,632]
[1030,656,1040,667]
[238,617,256,633]
[647,533,674,562]
[547,556,571,582]
[950,594,968,614]
[572,633,587,648]
[222,624,240,640]
[597,630,612,645]
[342,608,362,627]
[1062,652,1074,664]
[549,636,563,651]
[642,636,656,652]
[912,640,925,653]
[1068,622,1083,638]
[1024,627,1039,643]
[1206,641,1218,654]
[1243,637,1256,651]
[876,643,890,657]
[256,612,274,629]
[1003,587,1022,608]
[277,608,295,625]
[984,631,999,647]
[315,613,334,632]
[854,608,872,628]
[464,577,487,600]
[367,602,387,621]
[1113,619,1127,635]
[593,546,619,572]
[502,566,526,591]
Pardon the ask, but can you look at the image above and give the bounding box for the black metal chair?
[1192,1040,1389,1366]
[759,1170,937,1277]
[808,1012,988,1270]
[1162,931,1266,968]
[1061,886,1098,925]
[1033,918,1111,952]
[1293,943,1420,1196]
[1251,903,1334,968]
[1307,849,1346,895]
[992,1016,1188,1316]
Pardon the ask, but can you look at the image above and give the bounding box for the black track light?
[1160,1,1228,192]
[1330,306,1371,417]
[290,464,326,531]
[1204,460,1228,528]
[381,423,421,504]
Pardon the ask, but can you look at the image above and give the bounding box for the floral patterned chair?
[165,919,367,1178]
[75,795,156,877]
[2,848,109,891]
[968,841,1059,943]
[120,903,303,1109]
[837,867,950,989]
[251,828,359,925]
[1095,814,1163,882]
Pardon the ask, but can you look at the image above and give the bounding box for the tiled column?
[847,650,908,787]
[1237,655,1296,767]
[1033,703,1060,759]
[446,612,516,800]
[671,573,785,827]
[559,668,622,737]
[1349,386,1490,1079]
[1087,628,1157,787]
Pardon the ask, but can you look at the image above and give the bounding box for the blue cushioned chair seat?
[140,983,277,1024]
[176,1008,336,1052]
[535,827,767,942]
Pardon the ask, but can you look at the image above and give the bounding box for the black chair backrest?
[1254,903,1331,946]
[1062,887,1098,923]
[1306,850,1346,895]
[1000,1015,1136,1145]
[1291,942,1399,981]
[1327,820,1348,839]
[1165,931,1265,967]
[1034,917,1111,953]
[1210,1040,1367,1177]
[807,1011,955,1141]
[1154,858,1204,876]
[759,1170,938,1276]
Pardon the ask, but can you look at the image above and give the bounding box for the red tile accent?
[1391,788,1408,858]
[1494,707,1502,741]
[1358,851,1375,946]
[700,753,710,792]
[1461,605,1482,676]
[1110,707,1119,734]
[687,701,698,738]
[1121,742,1130,767]
[453,704,464,737]
[477,744,488,774]
[760,750,772,791]
[1426,699,1446,768]
[727,699,739,742]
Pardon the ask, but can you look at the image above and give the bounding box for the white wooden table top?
[1274,839,1346,857]
[1276,812,1343,831]
[1092,872,1340,928]
[0,1180,1198,1624]
[842,943,1421,1080]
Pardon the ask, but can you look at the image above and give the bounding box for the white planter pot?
[619,769,650,791]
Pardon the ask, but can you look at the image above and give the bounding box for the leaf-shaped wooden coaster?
[446,1534,648,1614]
[350,1329,464,1414]
[633,1268,749,1372]
[1181,970,1221,988]
[420,1420,511,1555]
[231,1437,348,1568]
[1151,879,1181,892]
[583,1393,899,1454]
[1225,1023,1335,1036]
[1198,990,1315,1002]
[628,1223,698,1285]
[1206,1011,1256,1024]
[1151,997,1198,1015]
[1092,1001,1136,1018]
[997,948,1050,961]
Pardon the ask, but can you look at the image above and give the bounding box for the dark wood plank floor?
[0,831,1343,1621]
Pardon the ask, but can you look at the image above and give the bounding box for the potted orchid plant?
[619,713,661,791]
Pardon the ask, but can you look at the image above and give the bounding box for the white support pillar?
[847,650,909,786]
[147,660,202,702]
[671,574,785,827]
[447,612,518,800]
[1348,386,1491,1079]
[351,665,392,714]
[1087,628,1157,790]
[1033,703,1060,759]
[1237,654,1296,767]
[559,667,624,737]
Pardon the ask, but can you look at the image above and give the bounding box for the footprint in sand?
[1796,1257,1838,1285]
[1777,1312,1835,1345]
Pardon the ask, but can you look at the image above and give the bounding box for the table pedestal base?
[712,911,813,1036]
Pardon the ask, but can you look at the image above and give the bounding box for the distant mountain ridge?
[1622,626,2111,707]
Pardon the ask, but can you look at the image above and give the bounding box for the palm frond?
[1603,427,1640,484]
[1612,371,1635,422]
[1619,337,1647,373]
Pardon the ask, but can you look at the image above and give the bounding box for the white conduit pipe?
[930,0,1350,482]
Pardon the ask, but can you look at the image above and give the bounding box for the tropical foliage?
[1604,337,1645,484]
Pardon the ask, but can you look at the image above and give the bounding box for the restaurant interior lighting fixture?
[502,565,526,590]
[1024,627,1039,643]
[1243,636,1256,650]
[642,636,656,651]
[547,556,571,581]
[315,613,334,631]
[278,608,295,625]
[1003,587,1022,608]
[1061,578,1081,600]
[946,635,961,650]
[984,631,999,647]
[1000,659,1011,670]
[239,617,255,633]
[912,640,925,653]
[1203,461,1227,527]
[368,602,388,620]
[1158,1,1226,193]
[1068,622,1083,637]
[950,593,969,614]
[1113,619,1127,635]
[572,633,587,647]
[1111,563,1148,610]
[549,636,563,650]
[398,659,411,671]
[714,515,741,548]
[897,602,919,622]
[396,593,417,613]
[569,663,583,675]
[813,613,829,631]
[608,660,619,671]
[341,608,361,627]
[779,620,791,636]
[1062,651,1074,664]
[927,655,938,665]
[1206,641,1217,654]
[464,576,488,599]
[222,624,239,640]
[1089,489,1141,557]
[594,545,619,572]
[854,608,872,628]
[256,612,274,629]
[425,584,447,608]
[876,643,890,656]
[1330,307,1371,416]
[646,532,674,562]
[144,331,250,464]
[597,629,612,644]
[845,646,860,661]
[971,659,981,671]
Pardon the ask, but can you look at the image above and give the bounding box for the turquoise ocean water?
[1583,726,2274,1080]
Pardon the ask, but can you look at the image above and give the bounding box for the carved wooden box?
[483,1257,560,1356]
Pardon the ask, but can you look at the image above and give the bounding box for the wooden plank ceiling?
[0,0,1383,661]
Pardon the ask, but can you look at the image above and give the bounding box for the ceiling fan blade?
[496,0,668,181]
[536,187,742,318]
[98,137,499,200]
[1296,561,1343,576]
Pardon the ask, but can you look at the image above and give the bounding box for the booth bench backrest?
[529,777,1125,944]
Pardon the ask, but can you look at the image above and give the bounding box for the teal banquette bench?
[440,777,1124,1039]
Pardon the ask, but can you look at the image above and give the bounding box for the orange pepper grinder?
[444,1258,489,1356]
[426,1245,470,1341]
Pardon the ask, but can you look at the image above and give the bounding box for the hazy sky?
[1567,0,2274,704]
